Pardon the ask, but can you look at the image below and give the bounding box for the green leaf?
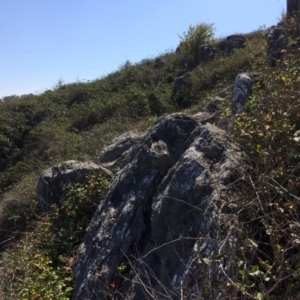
[249,269,264,277]
[239,269,246,276]
[214,252,227,259]
[256,144,261,153]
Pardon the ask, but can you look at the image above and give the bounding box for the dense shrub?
[0,174,108,299]
[177,23,215,66]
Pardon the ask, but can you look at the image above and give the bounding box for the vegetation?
[225,17,300,299]
[1,174,108,299]
[0,14,300,299]
[177,23,215,65]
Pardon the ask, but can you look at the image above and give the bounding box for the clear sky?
[0,0,286,98]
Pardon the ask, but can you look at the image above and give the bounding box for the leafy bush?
[222,19,300,299]
[0,174,109,299]
[178,23,215,65]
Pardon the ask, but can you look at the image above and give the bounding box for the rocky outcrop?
[173,73,192,94]
[266,24,286,67]
[37,160,113,212]
[218,84,234,98]
[225,34,246,53]
[97,130,142,173]
[231,72,262,115]
[287,0,300,17]
[71,113,251,300]
[200,72,262,119]
[198,44,216,63]
[202,96,225,113]
[172,72,192,108]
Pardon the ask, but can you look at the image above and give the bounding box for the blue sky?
[0,0,286,98]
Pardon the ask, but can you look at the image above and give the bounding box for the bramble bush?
[223,17,300,299]
[1,174,108,300]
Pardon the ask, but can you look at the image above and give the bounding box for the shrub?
[178,23,215,65]
[0,174,109,300]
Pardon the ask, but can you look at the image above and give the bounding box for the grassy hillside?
[1,17,300,299]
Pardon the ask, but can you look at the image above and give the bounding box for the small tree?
[178,23,215,64]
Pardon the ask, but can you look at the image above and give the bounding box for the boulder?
[72,113,251,300]
[266,24,286,67]
[218,84,234,98]
[198,44,216,63]
[97,130,142,173]
[202,96,224,113]
[225,34,246,53]
[37,160,113,212]
[231,72,262,115]
[173,73,192,94]
[172,73,192,108]
[287,0,300,17]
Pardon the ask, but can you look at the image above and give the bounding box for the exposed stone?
[225,34,246,53]
[198,44,216,63]
[231,72,262,115]
[287,0,300,17]
[154,57,166,69]
[37,160,113,212]
[173,73,192,94]
[219,85,234,98]
[97,130,142,173]
[266,24,286,67]
[172,73,192,108]
[72,113,251,300]
[202,96,225,113]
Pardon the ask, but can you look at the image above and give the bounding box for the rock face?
[172,73,192,108]
[198,44,216,63]
[173,72,192,94]
[72,113,251,300]
[287,0,300,17]
[219,84,234,98]
[202,96,225,113]
[266,24,286,67]
[231,72,262,115]
[225,34,246,53]
[98,130,142,173]
[37,160,113,212]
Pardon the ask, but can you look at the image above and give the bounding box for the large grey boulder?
[198,44,216,63]
[287,0,300,17]
[231,72,262,115]
[37,160,113,212]
[97,130,142,173]
[202,96,225,114]
[225,34,246,53]
[173,73,192,95]
[172,73,192,108]
[219,84,234,98]
[72,113,251,300]
[266,24,286,67]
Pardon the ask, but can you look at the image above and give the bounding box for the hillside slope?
[1,16,300,299]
